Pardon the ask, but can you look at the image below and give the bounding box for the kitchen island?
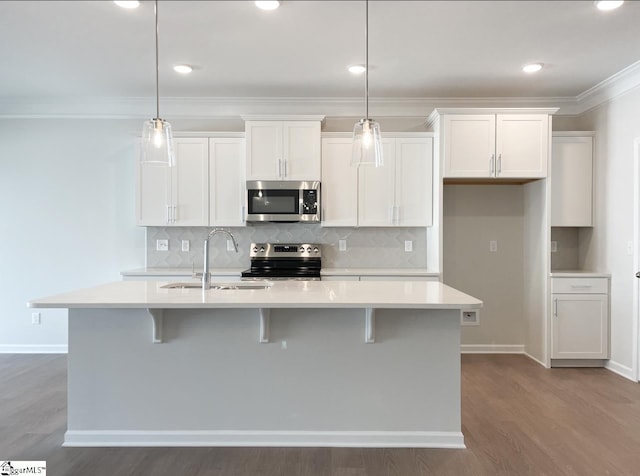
[29,280,481,448]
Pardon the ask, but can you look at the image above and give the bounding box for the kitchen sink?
[161,282,273,290]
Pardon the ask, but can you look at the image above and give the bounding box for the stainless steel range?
[241,243,322,280]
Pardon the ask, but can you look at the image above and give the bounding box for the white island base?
[30,280,481,448]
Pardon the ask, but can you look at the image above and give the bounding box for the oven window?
[248,190,299,215]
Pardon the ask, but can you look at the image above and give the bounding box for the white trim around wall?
[0,345,68,354]
[605,360,637,382]
[64,430,465,449]
[461,344,525,354]
[632,137,640,382]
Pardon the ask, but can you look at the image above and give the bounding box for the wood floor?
[1,354,639,476]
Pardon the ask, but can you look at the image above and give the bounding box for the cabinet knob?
[636,272,640,278]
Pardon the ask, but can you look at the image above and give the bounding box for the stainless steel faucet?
[202,228,239,290]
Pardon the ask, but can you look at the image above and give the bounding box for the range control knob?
[306,246,312,252]
[260,246,265,252]
[313,247,319,253]
[253,246,258,253]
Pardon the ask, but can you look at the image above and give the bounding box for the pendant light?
[351,0,383,167]
[140,0,174,166]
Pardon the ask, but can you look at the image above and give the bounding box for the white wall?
[575,86,640,378]
[0,119,146,352]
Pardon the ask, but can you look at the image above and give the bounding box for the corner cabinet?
[136,136,246,227]
[136,138,209,226]
[321,134,433,227]
[245,118,323,181]
[551,133,594,227]
[432,110,554,179]
[551,276,609,360]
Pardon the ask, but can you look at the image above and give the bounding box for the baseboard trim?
[63,430,466,449]
[605,360,637,382]
[523,352,548,368]
[0,344,68,354]
[461,344,524,354]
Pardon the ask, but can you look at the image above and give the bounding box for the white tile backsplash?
[147,225,428,269]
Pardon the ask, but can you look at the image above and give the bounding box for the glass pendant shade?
[352,118,383,167]
[140,118,175,166]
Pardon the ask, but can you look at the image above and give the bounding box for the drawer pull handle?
[570,284,593,289]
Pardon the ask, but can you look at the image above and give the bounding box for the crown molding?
[2,59,640,120]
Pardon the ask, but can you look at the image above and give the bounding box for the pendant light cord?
[365,0,369,120]
[155,0,160,120]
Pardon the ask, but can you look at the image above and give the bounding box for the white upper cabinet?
[551,134,593,227]
[136,138,209,227]
[320,137,358,227]
[209,138,246,227]
[321,135,433,227]
[442,113,549,179]
[245,120,321,181]
[358,139,397,226]
[394,137,434,226]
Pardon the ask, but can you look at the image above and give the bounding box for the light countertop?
[29,280,481,310]
[121,267,439,278]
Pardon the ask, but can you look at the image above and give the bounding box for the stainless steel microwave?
[246,180,320,223]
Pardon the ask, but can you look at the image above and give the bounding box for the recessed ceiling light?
[594,1,624,11]
[255,1,280,11]
[113,1,140,9]
[348,65,366,74]
[523,63,543,73]
[173,64,193,74]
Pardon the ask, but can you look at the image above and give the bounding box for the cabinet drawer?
[551,277,608,294]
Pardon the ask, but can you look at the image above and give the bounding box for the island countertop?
[29,280,482,310]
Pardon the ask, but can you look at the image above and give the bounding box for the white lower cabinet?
[551,277,609,360]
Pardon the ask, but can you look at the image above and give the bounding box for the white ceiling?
[2,0,640,102]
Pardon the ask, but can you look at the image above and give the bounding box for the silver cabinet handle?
[570,284,592,289]
[497,153,502,175]
[241,205,246,223]
[553,298,558,317]
[166,205,171,224]
[389,206,395,224]
[490,154,495,176]
[172,205,177,224]
[277,159,282,178]
[284,160,288,178]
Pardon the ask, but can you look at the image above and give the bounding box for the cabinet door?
[443,115,495,178]
[172,138,209,226]
[496,114,549,178]
[358,139,396,226]
[136,160,171,226]
[552,294,609,359]
[245,121,283,180]
[209,138,246,227]
[283,121,321,180]
[321,138,358,227]
[395,137,433,226]
[551,136,593,226]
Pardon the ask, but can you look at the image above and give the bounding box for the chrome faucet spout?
[202,228,239,290]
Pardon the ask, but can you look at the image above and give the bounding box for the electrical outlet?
[339,239,347,252]
[461,310,479,326]
[156,239,169,251]
[405,240,413,252]
[489,240,498,252]
[181,240,190,252]
[550,241,558,253]
[31,312,41,325]
[281,340,288,350]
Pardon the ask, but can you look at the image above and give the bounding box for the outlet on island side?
[31,312,41,325]
[461,310,479,326]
